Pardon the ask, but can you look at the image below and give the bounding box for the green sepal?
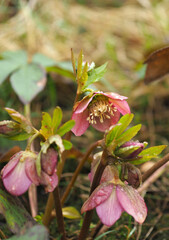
[62,206,81,219]
[62,139,72,150]
[130,145,167,165]
[56,120,75,137]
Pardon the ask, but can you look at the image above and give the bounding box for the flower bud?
[115,141,146,160]
[121,163,142,188]
[41,147,58,176]
[0,120,20,136]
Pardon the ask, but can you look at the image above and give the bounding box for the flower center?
[87,96,117,124]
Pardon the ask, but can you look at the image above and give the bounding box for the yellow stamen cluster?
[87,97,117,124]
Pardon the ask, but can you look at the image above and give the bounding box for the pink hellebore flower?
[1,151,35,196]
[81,181,147,227]
[72,92,130,136]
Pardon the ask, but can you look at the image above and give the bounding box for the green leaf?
[52,107,62,133]
[40,112,52,139]
[116,124,142,147]
[41,135,64,155]
[62,206,81,219]
[84,62,107,88]
[0,189,35,234]
[115,145,141,158]
[71,48,76,76]
[7,225,49,240]
[46,62,75,80]
[56,120,75,137]
[1,50,27,65]
[10,63,46,104]
[7,132,31,141]
[106,114,134,146]
[32,53,56,67]
[62,139,72,150]
[0,60,20,84]
[130,145,167,165]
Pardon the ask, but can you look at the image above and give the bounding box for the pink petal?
[40,171,58,192]
[96,186,123,226]
[102,92,128,101]
[91,110,120,132]
[25,157,40,185]
[101,166,115,183]
[3,161,32,196]
[117,185,147,224]
[41,148,58,175]
[81,182,113,213]
[109,99,130,115]
[73,95,94,114]
[71,108,89,136]
[1,152,22,178]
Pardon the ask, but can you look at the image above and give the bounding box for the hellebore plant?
[0,50,167,240]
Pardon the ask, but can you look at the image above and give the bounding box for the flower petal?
[73,95,94,114]
[109,99,130,115]
[117,184,147,224]
[96,186,123,226]
[3,161,32,196]
[81,182,113,213]
[41,148,58,175]
[1,152,22,178]
[71,108,89,136]
[91,110,120,132]
[40,171,58,192]
[102,92,128,101]
[25,157,40,185]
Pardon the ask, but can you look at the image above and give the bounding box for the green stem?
[53,187,67,240]
[61,140,102,205]
[78,150,109,240]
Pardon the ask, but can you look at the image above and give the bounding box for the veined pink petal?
[101,166,115,183]
[102,92,128,100]
[96,186,123,226]
[40,171,58,192]
[1,152,22,178]
[41,148,58,175]
[73,95,94,114]
[81,182,113,213]
[109,99,130,115]
[117,185,147,224]
[3,161,32,196]
[91,110,120,132]
[71,108,89,136]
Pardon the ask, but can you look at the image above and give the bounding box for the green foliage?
[7,225,49,240]
[0,189,35,234]
[62,206,81,219]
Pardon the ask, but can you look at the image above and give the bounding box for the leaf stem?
[61,140,102,205]
[78,149,109,240]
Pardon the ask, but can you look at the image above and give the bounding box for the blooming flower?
[1,148,58,196]
[71,92,130,136]
[81,180,147,226]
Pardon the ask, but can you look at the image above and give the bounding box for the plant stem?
[78,149,108,240]
[53,187,67,240]
[142,153,169,182]
[61,140,102,205]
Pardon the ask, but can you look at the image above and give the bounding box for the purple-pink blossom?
[1,148,58,196]
[71,92,130,136]
[81,181,147,226]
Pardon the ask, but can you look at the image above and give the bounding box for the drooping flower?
[1,148,58,196]
[1,151,36,196]
[71,92,130,136]
[81,180,147,226]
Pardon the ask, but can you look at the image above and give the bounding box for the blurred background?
[0,1,169,239]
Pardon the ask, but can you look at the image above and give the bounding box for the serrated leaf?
[52,107,62,133]
[0,189,35,234]
[32,53,56,67]
[56,120,75,137]
[130,145,167,165]
[10,63,47,104]
[84,62,107,89]
[7,225,49,240]
[106,114,134,146]
[116,124,142,147]
[62,206,81,219]
[62,139,72,150]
